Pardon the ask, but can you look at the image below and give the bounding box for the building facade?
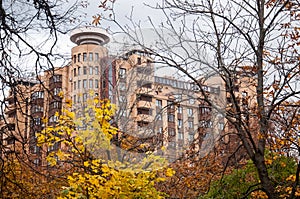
[1,27,227,166]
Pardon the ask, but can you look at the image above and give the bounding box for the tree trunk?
[254,153,278,199]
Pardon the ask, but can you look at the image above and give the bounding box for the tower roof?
[70,27,110,46]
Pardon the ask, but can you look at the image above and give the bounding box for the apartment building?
[1,27,227,166]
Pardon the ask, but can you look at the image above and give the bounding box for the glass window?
[83,52,87,61]
[53,88,62,96]
[137,57,141,65]
[51,75,62,83]
[83,66,87,75]
[188,121,194,128]
[158,127,163,134]
[167,100,174,109]
[95,79,99,88]
[168,128,175,136]
[78,67,81,75]
[89,79,93,88]
[156,99,162,108]
[89,52,93,61]
[83,79,87,88]
[188,134,194,142]
[95,53,99,61]
[78,80,81,89]
[188,108,193,117]
[83,93,88,102]
[168,114,175,122]
[95,66,99,75]
[73,68,76,77]
[89,67,93,75]
[177,106,183,114]
[74,81,76,90]
[31,91,44,100]
[189,97,195,104]
[73,95,76,103]
[157,113,162,121]
[119,68,126,78]
[119,82,126,91]
[178,132,184,140]
[178,119,183,128]
[78,53,81,62]
[73,55,76,63]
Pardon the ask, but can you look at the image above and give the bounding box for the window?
[83,93,88,102]
[137,57,141,65]
[78,80,81,89]
[95,66,99,75]
[199,106,211,114]
[219,123,224,130]
[83,52,87,61]
[31,105,44,113]
[32,146,40,154]
[157,113,162,121]
[174,94,182,102]
[189,97,195,104]
[137,94,152,102]
[89,52,93,61]
[89,79,93,88]
[167,100,174,109]
[83,66,87,75]
[177,106,183,114]
[156,99,162,108]
[119,82,126,91]
[178,132,184,140]
[53,87,62,96]
[31,91,44,100]
[178,119,183,128]
[95,79,99,88]
[158,127,163,134]
[50,101,61,109]
[78,53,81,62]
[95,53,99,61]
[188,134,194,142]
[73,95,76,103]
[51,75,62,83]
[137,108,152,115]
[89,66,93,75]
[168,128,175,136]
[78,67,81,75]
[73,68,76,77]
[83,79,87,88]
[187,108,193,117]
[74,81,76,90]
[33,158,40,166]
[188,121,194,128]
[168,114,175,122]
[32,117,42,126]
[73,55,76,63]
[119,68,126,78]
[49,115,58,123]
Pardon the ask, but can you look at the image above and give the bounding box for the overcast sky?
[53,0,165,63]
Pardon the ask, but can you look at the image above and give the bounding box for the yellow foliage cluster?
[36,98,173,198]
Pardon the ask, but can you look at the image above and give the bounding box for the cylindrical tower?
[69,27,112,107]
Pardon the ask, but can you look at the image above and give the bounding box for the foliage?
[0,158,65,198]
[203,152,299,199]
[37,98,172,198]
[97,0,300,198]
